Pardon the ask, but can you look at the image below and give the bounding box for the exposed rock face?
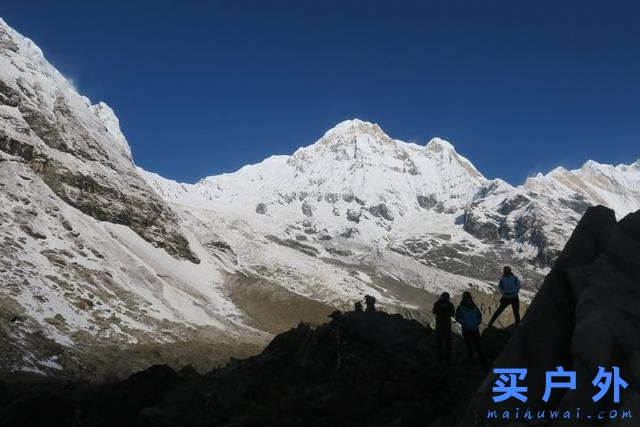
[497,194,530,216]
[346,208,361,223]
[463,209,503,242]
[559,193,591,215]
[368,203,394,221]
[340,227,359,238]
[417,193,439,209]
[462,205,640,425]
[264,235,320,257]
[0,18,198,263]
[301,200,314,217]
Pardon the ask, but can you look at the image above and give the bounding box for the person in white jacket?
[487,266,521,327]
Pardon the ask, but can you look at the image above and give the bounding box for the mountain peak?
[579,159,615,174]
[425,137,456,152]
[326,118,379,131]
[318,119,391,145]
[548,166,569,176]
[91,101,132,160]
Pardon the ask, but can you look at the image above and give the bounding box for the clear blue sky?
[2,1,638,184]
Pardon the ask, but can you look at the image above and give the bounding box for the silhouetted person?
[487,266,521,327]
[354,301,363,312]
[432,292,455,363]
[364,295,376,312]
[456,291,487,368]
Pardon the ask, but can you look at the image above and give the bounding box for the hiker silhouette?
[432,292,455,363]
[488,266,521,327]
[456,291,488,369]
[364,295,376,312]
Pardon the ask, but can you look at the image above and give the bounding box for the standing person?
[432,292,455,364]
[455,291,487,368]
[364,295,376,312]
[487,266,521,327]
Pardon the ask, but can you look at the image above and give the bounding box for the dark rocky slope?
[462,205,640,425]
[0,312,512,426]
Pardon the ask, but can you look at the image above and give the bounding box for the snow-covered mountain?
[141,120,486,246]
[0,18,266,377]
[0,18,498,379]
[1,17,638,379]
[464,159,640,265]
[139,119,640,285]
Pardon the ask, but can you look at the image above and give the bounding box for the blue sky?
[2,1,638,184]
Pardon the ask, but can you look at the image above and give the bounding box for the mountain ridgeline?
[140,118,640,283]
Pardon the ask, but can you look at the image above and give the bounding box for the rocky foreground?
[0,311,512,427]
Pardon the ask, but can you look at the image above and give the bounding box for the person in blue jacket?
[487,266,521,327]
[455,291,487,368]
